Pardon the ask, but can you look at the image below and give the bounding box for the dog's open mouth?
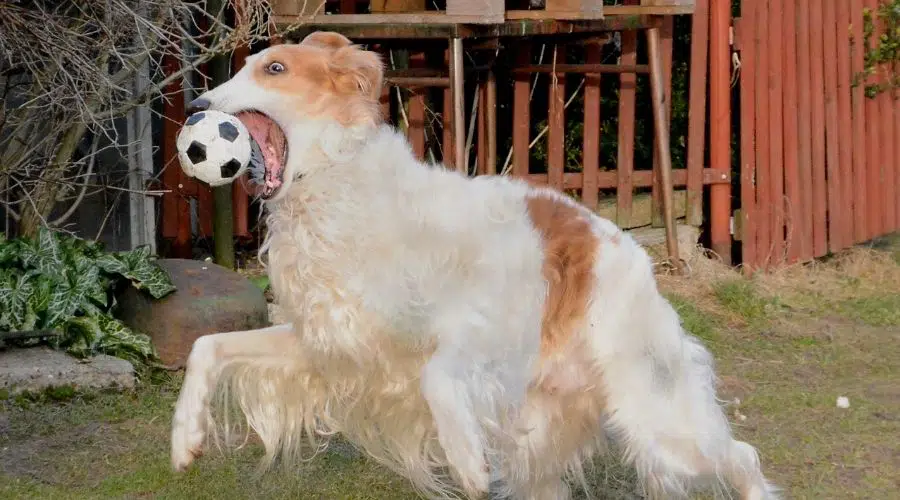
[235,111,288,199]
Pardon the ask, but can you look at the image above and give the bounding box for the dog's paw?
[170,376,210,471]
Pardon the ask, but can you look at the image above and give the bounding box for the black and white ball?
[176,110,252,187]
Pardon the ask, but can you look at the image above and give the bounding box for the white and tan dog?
[170,32,779,500]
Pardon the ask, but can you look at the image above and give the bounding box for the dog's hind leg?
[170,323,298,472]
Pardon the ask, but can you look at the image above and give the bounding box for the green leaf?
[96,246,175,299]
[0,270,37,331]
[17,227,64,276]
[93,315,156,364]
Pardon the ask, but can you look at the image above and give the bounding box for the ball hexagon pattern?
[176,110,252,187]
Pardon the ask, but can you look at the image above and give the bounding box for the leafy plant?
[0,228,175,365]
[852,0,900,98]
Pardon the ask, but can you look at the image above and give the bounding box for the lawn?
[2,237,899,499]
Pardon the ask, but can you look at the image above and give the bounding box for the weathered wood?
[709,0,732,264]
[795,0,814,260]
[835,0,855,249]
[685,0,708,227]
[616,22,638,228]
[581,43,602,209]
[737,0,756,271]
[808,0,828,256]
[547,43,566,190]
[370,0,426,12]
[822,0,841,253]
[512,45,531,177]
[527,168,731,190]
[781,0,801,263]
[446,0,504,22]
[849,0,868,243]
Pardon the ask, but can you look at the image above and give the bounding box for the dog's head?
[189,32,384,200]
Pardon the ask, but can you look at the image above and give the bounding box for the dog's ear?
[300,31,353,51]
[328,45,384,101]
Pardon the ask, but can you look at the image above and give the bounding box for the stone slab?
[0,347,135,395]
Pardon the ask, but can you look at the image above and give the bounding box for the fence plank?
[884,88,897,233]
[822,0,842,252]
[781,0,801,263]
[617,30,638,228]
[547,43,566,190]
[686,0,709,227]
[891,95,900,231]
[835,0,855,249]
[754,0,771,268]
[864,0,882,240]
[513,45,532,177]
[709,0,733,263]
[651,17,674,228]
[809,0,829,257]
[850,0,868,243]
[895,96,900,231]
[739,0,757,271]
[582,44,602,210]
[795,0,814,260]
[767,0,785,264]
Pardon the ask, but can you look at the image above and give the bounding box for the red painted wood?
[710,0,733,263]
[581,43,602,210]
[512,44,532,178]
[835,0,855,249]
[651,16,674,227]
[754,0,772,268]
[781,0,801,263]
[739,0,757,271]
[408,53,428,162]
[617,29,638,228]
[822,0,842,252]
[795,0,815,260]
[864,0,882,240]
[686,0,710,227]
[849,0,868,243]
[809,0,828,257]
[547,43,566,190]
[767,0,785,265]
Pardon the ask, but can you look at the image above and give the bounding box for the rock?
[0,347,134,395]
[116,258,268,368]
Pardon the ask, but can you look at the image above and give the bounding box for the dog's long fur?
[171,32,780,500]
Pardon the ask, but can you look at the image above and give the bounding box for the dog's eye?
[266,62,285,74]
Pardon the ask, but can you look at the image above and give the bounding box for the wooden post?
[709,0,732,264]
[647,25,682,270]
[686,0,709,228]
[207,0,235,269]
[450,37,466,173]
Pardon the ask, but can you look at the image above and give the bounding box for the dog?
[170,31,779,500]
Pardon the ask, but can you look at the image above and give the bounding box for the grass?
[3,240,900,499]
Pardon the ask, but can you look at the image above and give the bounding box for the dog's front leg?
[421,348,491,497]
[171,322,298,472]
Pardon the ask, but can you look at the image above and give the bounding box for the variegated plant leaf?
[0,270,36,331]
[93,315,156,363]
[96,245,175,299]
[18,227,64,276]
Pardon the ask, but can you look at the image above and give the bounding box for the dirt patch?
[1,421,132,487]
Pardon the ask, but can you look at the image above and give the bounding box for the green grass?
[3,242,900,499]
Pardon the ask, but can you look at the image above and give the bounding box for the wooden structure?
[735,0,900,271]
[155,0,735,272]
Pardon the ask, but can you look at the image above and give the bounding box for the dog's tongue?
[235,111,286,196]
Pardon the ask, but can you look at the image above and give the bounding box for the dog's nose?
[186,98,211,115]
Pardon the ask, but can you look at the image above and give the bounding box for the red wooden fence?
[737,0,900,271]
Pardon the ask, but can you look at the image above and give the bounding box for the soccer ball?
[176,110,252,187]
